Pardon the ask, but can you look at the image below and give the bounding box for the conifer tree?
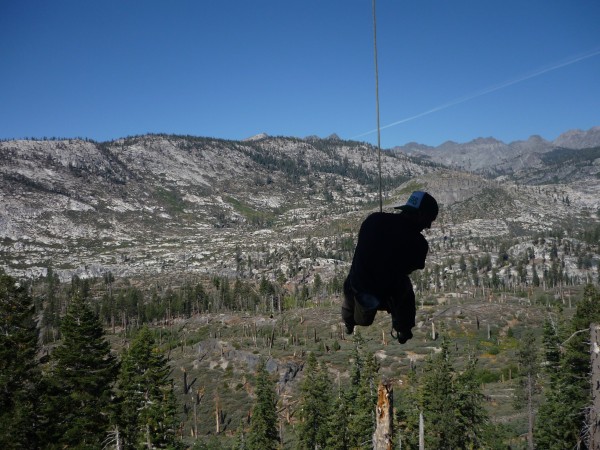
[514,330,540,450]
[0,271,41,449]
[453,356,489,448]
[346,331,379,449]
[41,267,61,342]
[403,339,491,449]
[115,326,182,449]
[41,293,118,449]
[246,359,279,450]
[536,284,600,449]
[395,370,421,449]
[231,420,247,450]
[541,314,563,384]
[419,340,457,449]
[296,352,332,449]
[325,393,351,450]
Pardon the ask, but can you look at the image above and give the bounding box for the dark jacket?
[348,211,428,302]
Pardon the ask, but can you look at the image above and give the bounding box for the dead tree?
[215,392,222,434]
[373,380,393,450]
[419,411,425,450]
[589,324,600,449]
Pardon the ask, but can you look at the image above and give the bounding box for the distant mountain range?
[392,126,600,175]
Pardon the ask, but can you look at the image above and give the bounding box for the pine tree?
[246,359,279,450]
[453,356,490,448]
[326,393,351,450]
[41,267,61,343]
[41,293,118,449]
[395,370,421,449]
[514,330,540,450]
[0,271,42,449]
[231,420,247,450]
[296,352,332,449]
[541,314,563,384]
[115,326,182,449]
[419,340,457,449]
[406,339,491,449]
[536,284,600,449]
[346,331,379,449]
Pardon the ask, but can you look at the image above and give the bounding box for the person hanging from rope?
[342,191,438,344]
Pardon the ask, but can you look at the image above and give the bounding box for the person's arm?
[405,236,429,273]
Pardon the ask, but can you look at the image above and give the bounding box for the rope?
[372,0,383,212]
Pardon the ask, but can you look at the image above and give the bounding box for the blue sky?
[1,1,599,148]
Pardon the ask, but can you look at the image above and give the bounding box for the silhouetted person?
[342,191,438,343]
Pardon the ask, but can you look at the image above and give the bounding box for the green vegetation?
[154,186,187,214]
[4,260,600,448]
[224,196,278,227]
[541,146,600,166]
[40,292,118,448]
[0,271,42,449]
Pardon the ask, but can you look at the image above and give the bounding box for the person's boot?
[395,329,413,344]
[392,316,413,344]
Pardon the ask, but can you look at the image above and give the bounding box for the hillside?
[2,134,599,287]
[2,133,600,447]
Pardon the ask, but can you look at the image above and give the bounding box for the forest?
[2,242,600,449]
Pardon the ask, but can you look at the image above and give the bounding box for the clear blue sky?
[1,1,599,148]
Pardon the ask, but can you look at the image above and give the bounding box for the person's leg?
[390,277,416,344]
[354,292,379,326]
[342,277,356,334]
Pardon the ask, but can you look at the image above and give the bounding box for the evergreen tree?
[115,326,182,449]
[419,340,457,449]
[532,263,541,287]
[453,356,490,448]
[325,393,351,450]
[41,294,118,449]
[514,330,540,450]
[536,284,600,449]
[541,313,564,384]
[401,339,490,449]
[296,352,332,449]
[395,370,421,449]
[0,271,41,449]
[41,267,61,343]
[231,420,247,450]
[246,359,279,450]
[346,331,379,449]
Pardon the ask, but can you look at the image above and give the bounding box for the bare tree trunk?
[589,324,600,449]
[419,411,425,450]
[373,381,393,450]
[193,387,204,439]
[215,393,221,434]
[193,400,198,438]
[527,373,535,450]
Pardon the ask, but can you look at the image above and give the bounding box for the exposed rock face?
[1,132,599,284]
[0,135,425,281]
[553,126,600,149]
[393,126,600,175]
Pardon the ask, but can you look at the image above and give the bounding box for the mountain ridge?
[392,125,600,174]
[1,131,599,285]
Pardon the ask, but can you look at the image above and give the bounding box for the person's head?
[395,191,438,231]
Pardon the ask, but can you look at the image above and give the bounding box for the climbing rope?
[372,0,383,212]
